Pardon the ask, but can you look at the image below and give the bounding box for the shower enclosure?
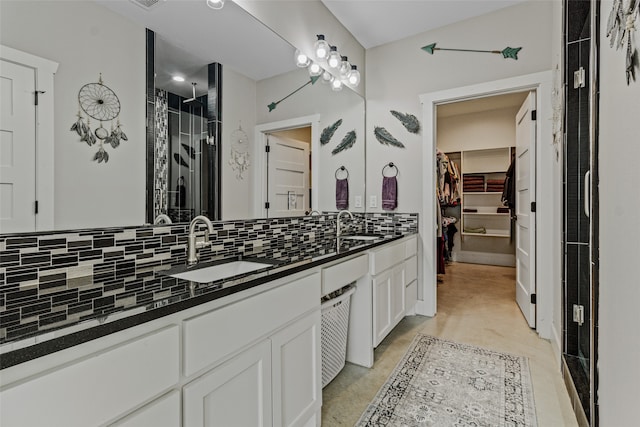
[562,0,599,425]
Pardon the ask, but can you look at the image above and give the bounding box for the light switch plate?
[354,196,362,208]
[369,195,377,208]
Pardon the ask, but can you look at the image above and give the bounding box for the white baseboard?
[454,251,516,267]
[415,300,435,317]
[551,322,562,370]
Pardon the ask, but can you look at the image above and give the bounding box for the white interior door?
[515,91,537,328]
[266,135,310,217]
[0,58,36,233]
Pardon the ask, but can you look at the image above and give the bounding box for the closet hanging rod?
[382,162,399,177]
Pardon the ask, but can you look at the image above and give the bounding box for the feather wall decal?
[181,143,196,159]
[374,126,405,148]
[390,110,420,133]
[320,119,343,145]
[332,130,356,155]
[606,0,639,84]
[173,153,189,167]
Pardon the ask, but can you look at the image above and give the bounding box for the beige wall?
[0,0,146,230]
[365,0,555,215]
[597,1,640,424]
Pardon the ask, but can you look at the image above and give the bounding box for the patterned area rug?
[356,334,537,427]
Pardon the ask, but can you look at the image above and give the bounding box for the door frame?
[253,114,320,218]
[0,45,58,231]
[418,71,555,340]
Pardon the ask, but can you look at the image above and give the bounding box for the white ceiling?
[94,0,529,98]
[321,0,527,49]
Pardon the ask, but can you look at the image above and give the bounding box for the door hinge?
[530,293,537,304]
[34,90,46,106]
[573,304,585,326]
[265,145,270,153]
[573,67,586,89]
[531,202,536,212]
[264,202,270,209]
[34,200,39,214]
[531,110,537,121]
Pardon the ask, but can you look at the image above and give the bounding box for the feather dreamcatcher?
[607,0,639,84]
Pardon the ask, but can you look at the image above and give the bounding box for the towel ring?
[382,162,398,177]
[335,166,349,180]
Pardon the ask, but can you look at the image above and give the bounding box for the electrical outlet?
[369,195,377,208]
[354,196,362,208]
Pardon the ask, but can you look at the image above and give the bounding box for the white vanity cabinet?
[370,236,418,347]
[180,271,321,427]
[0,270,322,427]
[0,325,181,427]
[183,339,273,427]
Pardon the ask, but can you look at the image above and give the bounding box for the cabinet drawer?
[183,272,320,377]
[0,325,180,427]
[370,241,405,275]
[405,256,417,284]
[114,390,181,427]
[405,236,417,258]
[322,254,368,295]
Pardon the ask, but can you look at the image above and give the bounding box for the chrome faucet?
[336,210,353,238]
[187,215,214,265]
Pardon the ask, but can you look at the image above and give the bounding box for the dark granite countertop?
[1,233,415,369]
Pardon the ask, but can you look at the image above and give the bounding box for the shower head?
[183,82,200,104]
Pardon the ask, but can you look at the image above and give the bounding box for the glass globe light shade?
[347,65,361,86]
[314,35,330,60]
[327,46,341,68]
[206,0,224,10]
[308,62,322,77]
[338,56,351,77]
[321,70,334,84]
[295,50,310,68]
[331,79,343,92]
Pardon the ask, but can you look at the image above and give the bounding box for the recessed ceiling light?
[172,76,185,82]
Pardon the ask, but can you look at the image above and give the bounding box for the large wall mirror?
[0,0,365,234]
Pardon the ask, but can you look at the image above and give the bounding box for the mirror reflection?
[0,0,366,234]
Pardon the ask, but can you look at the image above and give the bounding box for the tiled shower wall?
[0,213,417,343]
[153,89,169,217]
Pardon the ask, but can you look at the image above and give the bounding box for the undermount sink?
[169,260,275,284]
[341,234,384,241]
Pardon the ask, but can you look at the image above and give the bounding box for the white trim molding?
[419,71,556,340]
[253,115,321,218]
[0,45,59,231]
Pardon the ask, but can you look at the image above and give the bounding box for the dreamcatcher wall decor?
[607,0,639,84]
[70,73,127,163]
[229,123,250,179]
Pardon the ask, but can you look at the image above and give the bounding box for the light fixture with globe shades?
[308,62,322,77]
[347,65,360,86]
[300,34,361,89]
[314,35,330,60]
[295,50,311,68]
[327,46,341,69]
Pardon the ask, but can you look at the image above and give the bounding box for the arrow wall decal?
[268,75,321,112]
[421,43,522,60]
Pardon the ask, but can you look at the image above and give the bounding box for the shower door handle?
[584,170,591,218]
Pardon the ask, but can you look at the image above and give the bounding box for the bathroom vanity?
[0,231,417,427]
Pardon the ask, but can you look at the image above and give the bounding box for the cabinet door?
[373,269,392,347]
[183,340,272,427]
[390,264,406,327]
[271,311,322,427]
[113,390,181,427]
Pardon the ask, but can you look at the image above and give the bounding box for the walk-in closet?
[435,93,529,272]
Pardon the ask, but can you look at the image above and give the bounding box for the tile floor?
[321,261,578,426]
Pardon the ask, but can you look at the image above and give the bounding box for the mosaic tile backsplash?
[0,213,418,344]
